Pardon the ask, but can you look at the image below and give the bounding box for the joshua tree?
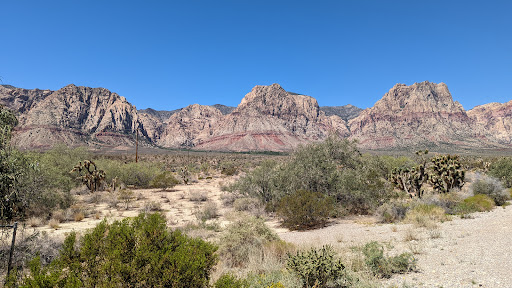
[71,160,105,192]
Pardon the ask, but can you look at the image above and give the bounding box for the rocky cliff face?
[194,84,349,151]
[348,81,484,149]
[1,84,141,148]
[3,81,512,152]
[156,104,223,148]
[468,101,512,145]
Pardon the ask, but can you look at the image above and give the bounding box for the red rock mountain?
[349,81,486,149]
[1,81,512,151]
[1,84,140,149]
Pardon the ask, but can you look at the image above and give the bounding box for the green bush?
[361,241,416,278]
[277,190,335,230]
[287,245,345,288]
[219,215,279,268]
[228,137,394,216]
[150,171,180,190]
[214,273,248,288]
[488,157,512,188]
[96,159,163,188]
[471,175,509,206]
[20,213,218,287]
[454,194,495,215]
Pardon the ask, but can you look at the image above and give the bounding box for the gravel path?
[276,203,512,288]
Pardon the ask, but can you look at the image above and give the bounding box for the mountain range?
[1,81,511,152]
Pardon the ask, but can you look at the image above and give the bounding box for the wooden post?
[7,222,17,280]
[136,127,139,163]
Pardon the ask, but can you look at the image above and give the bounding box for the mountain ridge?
[1,81,511,152]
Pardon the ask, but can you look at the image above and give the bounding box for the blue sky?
[1,1,511,110]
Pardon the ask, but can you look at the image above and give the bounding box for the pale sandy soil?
[277,204,512,288]
[23,176,512,288]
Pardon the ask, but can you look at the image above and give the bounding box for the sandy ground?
[277,204,512,288]
[13,176,512,288]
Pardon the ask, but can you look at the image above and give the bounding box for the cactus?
[71,160,106,192]
[287,245,345,288]
[390,150,429,198]
[428,155,465,193]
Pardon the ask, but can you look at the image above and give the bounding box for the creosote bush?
[471,174,509,206]
[150,171,180,190]
[20,213,218,287]
[228,136,395,226]
[277,190,335,230]
[454,194,495,215]
[488,157,512,188]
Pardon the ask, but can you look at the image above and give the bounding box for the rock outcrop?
[468,101,512,145]
[1,84,141,149]
[157,104,223,148]
[195,84,350,151]
[348,81,484,149]
[3,81,512,152]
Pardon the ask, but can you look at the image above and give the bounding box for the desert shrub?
[219,215,279,268]
[190,190,208,202]
[471,174,509,206]
[150,171,180,190]
[20,213,218,287]
[195,201,218,222]
[118,188,135,209]
[143,201,162,212]
[228,137,394,216]
[375,199,410,223]
[244,271,301,288]
[96,159,163,188]
[454,194,495,215]
[277,190,335,230]
[421,192,465,215]
[404,203,448,227]
[488,157,512,188]
[361,241,416,278]
[0,229,63,278]
[287,245,345,288]
[214,273,248,288]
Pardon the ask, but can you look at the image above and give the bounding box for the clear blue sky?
[1,0,511,110]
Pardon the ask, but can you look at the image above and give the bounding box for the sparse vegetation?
[361,241,416,278]
[471,174,509,206]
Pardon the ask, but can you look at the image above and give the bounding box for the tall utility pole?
[135,127,139,163]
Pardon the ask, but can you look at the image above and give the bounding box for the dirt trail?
[277,203,512,288]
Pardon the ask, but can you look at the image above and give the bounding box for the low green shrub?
[150,171,180,190]
[471,175,509,206]
[219,215,279,268]
[287,245,345,288]
[277,190,335,230]
[96,159,163,188]
[488,157,512,188]
[20,213,218,287]
[214,273,248,288]
[454,194,495,215]
[361,241,416,278]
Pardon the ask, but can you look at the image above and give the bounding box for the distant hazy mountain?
[320,105,363,121]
